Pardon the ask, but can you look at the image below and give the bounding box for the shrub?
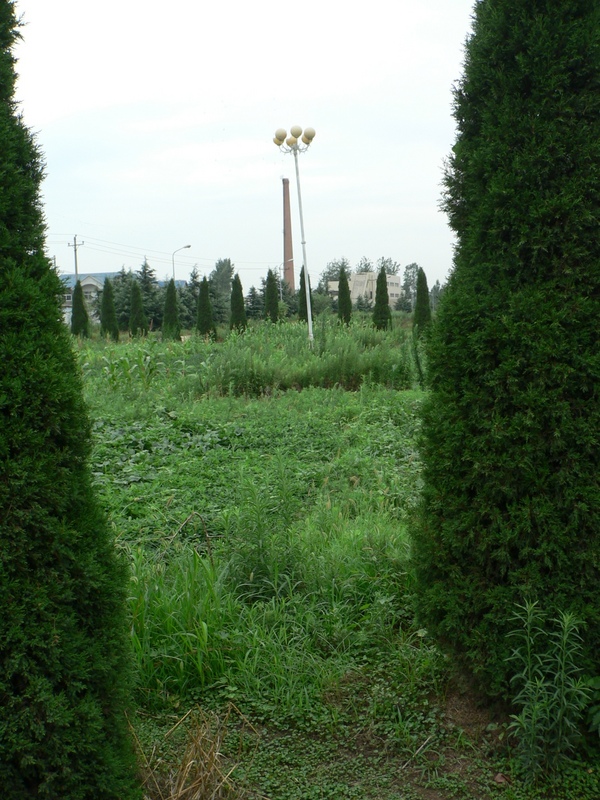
[0,5,139,796]
[129,280,148,336]
[70,279,89,337]
[411,0,600,697]
[230,273,247,332]
[162,277,181,341]
[337,264,352,325]
[197,276,215,337]
[264,268,279,323]
[372,267,391,330]
[100,277,119,341]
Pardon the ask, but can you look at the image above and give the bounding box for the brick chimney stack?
[282,178,295,292]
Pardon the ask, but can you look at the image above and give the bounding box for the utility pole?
[68,235,84,280]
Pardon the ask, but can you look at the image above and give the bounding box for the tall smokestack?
[282,178,295,292]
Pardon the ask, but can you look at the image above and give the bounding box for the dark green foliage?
[136,258,161,330]
[354,294,372,312]
[337,264,352,325]
[111,267,134,330]
[412,267,431,334]
[372,267,391,330]
[297,266,312,323]
[230,273,247,332]
[70,280,89,337]
[397,262,419,312]
[264,268,279,323]
[162,278,181,341]
[317,257,351,294]
[196,276,215,337]
[100,277,119,342]
[129,280,148,337]
[411,0,600,698]
[0,5,139,797]
[245,286,264,319]
[178,267,200,329]
[209,258,234,324]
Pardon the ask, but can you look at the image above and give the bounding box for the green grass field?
[77,323,600,800]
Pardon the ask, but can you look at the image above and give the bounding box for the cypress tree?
[196,276,215,337]
[112,267,134,330]
[372,266,391,330]
[129,280,148,337]
[264,268,279,323]
[100,277,119,342]
[337,264,352,325]
[297,266,313,323]
[162,277,181,341]
[230,273,247,332]
[70,279,89,337]
[411,0,600,697]
[412,267,431,335]
[0,5,139,796]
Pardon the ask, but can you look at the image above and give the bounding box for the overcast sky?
[14,0,475,291]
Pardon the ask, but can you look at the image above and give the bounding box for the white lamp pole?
[273,125,316,344]
[172,244,191,281]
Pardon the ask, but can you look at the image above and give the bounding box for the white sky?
[14,0,475,291]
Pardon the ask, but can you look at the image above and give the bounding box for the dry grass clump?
[131,705,261,800]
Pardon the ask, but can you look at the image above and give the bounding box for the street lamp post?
[172,245,191,281]
[273,125,316,343]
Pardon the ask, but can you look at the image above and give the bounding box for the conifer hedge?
[70,279,89,337]
[337,264,352,325]
[0,3,139,796]
[372,267,391,330]
[412,267,431,334]
[100,277,119,341]
[129,280,148,336]
[411,0,600,697]
[264,268,279,323]
[230,273,247,332]
[162,277,181,341]
[197,276,215,336]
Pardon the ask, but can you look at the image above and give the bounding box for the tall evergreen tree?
[372,267,391,330]
[162,278,181,341]
[129,280,148,336]
[100,277,119,342]
[196,276,215,337]
[245,286,264,319]
[112,267,134,330]
[337,264,352,325]
[297,266,313,323]
[70,279,89,337]
[412,267,431,334]
[178,267,200,330]
[136,257,161,329]
[230,273,247,332]
[397,262,419,312]
[264,268,279,323]
[0,5,139,796]
[411,0,600,697]
[209,258,234,324]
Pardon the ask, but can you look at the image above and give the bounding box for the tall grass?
[79,317,417,399]
[127,473,414,714]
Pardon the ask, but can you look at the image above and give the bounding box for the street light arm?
[171,244,191,281]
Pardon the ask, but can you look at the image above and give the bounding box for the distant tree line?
[70,252,445,340]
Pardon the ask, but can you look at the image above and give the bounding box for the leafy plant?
[508,601,591,781]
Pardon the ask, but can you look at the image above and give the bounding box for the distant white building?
[327,272,403,307]
[60,273,119,325]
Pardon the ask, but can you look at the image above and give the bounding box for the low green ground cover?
[79,327,600,799]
